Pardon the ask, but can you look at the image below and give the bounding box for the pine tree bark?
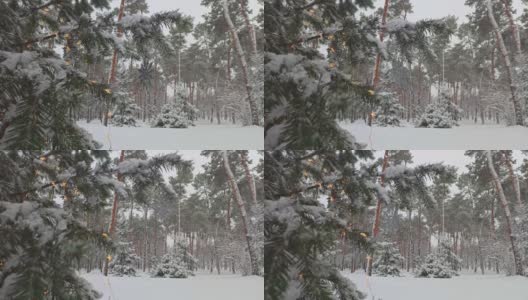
[104,0,127,126]
[487,0,524,126]
[222,151,259,275]
[500,0,522,56]
[222,0,259,126]
[372,0,390,88]
[237,0,258,55]
[501,151,523,209]
[486,151,524,276]
[103,150,125,276]
[367,150,390,276]
[239,151,258,206]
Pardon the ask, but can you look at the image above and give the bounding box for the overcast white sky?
[111,0,260,23]
[370,0,524,22]
[373,150,525,174]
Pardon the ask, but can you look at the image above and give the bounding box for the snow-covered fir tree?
[0,0,192,149]
[265,0,450,149]
[111,92,140,127]
[151,88,198,128]
[108,225,140,277]
[372,242,405,276]
[151,102,194,128]
[416,93,462,128]
[265,150,450,299]
[0,150,196,298]
[151,240,195,278]
[415,252,455,278]
[374,92,405,127]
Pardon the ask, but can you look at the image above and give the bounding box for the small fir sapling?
[416,93,462,128]
[372,242,405,276]
[151,88,198,128]
[374,92,405,127]
[151,240,195,278]
[415,252,454,278]
[111,92,140,127]
[109,239,140,276]
[415,242,461,278]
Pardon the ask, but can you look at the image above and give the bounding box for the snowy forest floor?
[341,120,528,150]
[82,271,263,300]
[345,270,528,300]
[78,120,264,149]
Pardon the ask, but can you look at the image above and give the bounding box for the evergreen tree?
[416,93,462,128]
[0,0,192,149]
[372,242,405,276]
[265,150,371,300]
[415,252,455,278]
[374,92,405,127]
[111,92,140,127]
[151,102,198,128]
[265,0,450,149]
[151,240,195,278]
[109,239,140,276]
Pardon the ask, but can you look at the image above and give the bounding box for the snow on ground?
[341,120,528,150]
[78,120,263,150]
[345,271,528,300]
[83,271,263,300]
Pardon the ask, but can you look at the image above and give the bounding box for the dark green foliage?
[151,241,195,279]
[265,150,374,300]
[416,93,463,128]
[373,242,405,276]
[0,0,192,149]
[264,0,451,149]
[0,150,193,298]
[374,92,405,127]
[416,242,461,278]
[111,92,140,127]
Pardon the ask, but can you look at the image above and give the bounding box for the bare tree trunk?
[222,0,259,126]
[407,208,412,272]
[104,0,127,126]
[372,0,390,88]
[103,150,125,276]
[486,151,524,276]
[487,0,524,126]
[501,151,523,208]
[500,0,522,56]
[226,34,232,82]
[367,150,389,276]
[222,151,259,275]
[239,151,258,206]
[237,0,258,55]
[143,205,149,272]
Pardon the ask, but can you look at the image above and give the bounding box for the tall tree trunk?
[367,150,390,276]
[239,151,258,206]
[407,208,412,272]
[143,205,149,272]
[368,0,390,126]
[222,0,259,126]
[104,0,127,126]
[500,0,522,56]
[372,0,390,88]
[487,0,524,126]
[237,0,257,55]
[222,151,259,275]
[486,151,524,276]
[501,151,523,208]
[103,150,125,276]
